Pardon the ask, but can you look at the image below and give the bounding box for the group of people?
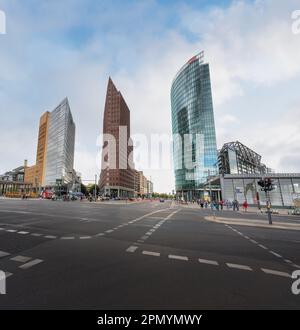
[194,199,249,212]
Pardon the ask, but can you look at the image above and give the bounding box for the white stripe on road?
[258,244,267,250]
[31,233,43,237]
[198,258,219,266]
[96,233,104,237]
[10,255,32,263]
[168,255,188,261]
[126,246,138,253]
[145,232,153,236]
[226,263,253,271]
[17,231,29,235]
[250,239,258,244]
[141,235,149,240]
[80,236,92,240]
[269,251,282,258]
[19,259,43,269]
[0,251,10,258]
[5,272,13,278]
[284,259,292,264]
[7,229,17,233]
[261,268,291,278]
[142,251,160,257]
[45,235,57,239]
[60,236,75,240]
[105,230,113,233]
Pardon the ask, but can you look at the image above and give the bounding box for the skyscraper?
[171,52,218,200]
[25,98,75,189]
[99,78,134,198]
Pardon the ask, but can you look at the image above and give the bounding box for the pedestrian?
[236,200,240,211]
[242,200,249,212]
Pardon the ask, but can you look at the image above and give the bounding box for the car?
[159,198,165,203]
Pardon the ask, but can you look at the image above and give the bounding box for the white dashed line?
[226,263,253,271]
[269,251,282,258]
[284,259,292,264]
[60,237,75,240]
[80,236,92,240]
[145,232,153,236]
[261,268,291,278]
[10,255,32,263]
[250,239,258,244]
[5,272,13,278]
[7,229,17,233]
[31,233,43,237]
[198,258,219,266]
[45,235,57,239]
[168,255,189,261]
[258,244,267,250]
[0,251,10,258]
[20,259,43,269]
[142,251,160,257]
[141,235,149,240]
[126,246,138,253]
[17,231,29,235]
[105,230,114,233]
[96,233,104,237]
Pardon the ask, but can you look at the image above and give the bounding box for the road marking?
[7,229,17,233]
[261,268,291,278]
[17,231,29,235]
[5,272,13,278]
[226,263,253,271]
[149,229,156,232]
[31,233,43,237]
[284,259,292,264]
[19,259,43,269]
[244,236,249,239]
[198,258,219,266]
[269,251,282,258]
[45,235,57,239]
[96,233,104,237]
[250,239,258,244]
[292,263,300,268]
[142,251,160,257]
[168,255,188,261]
[258,244,267,250]
[0,227,5,230]
[141,235,149,240]
[145,232,153,236]
[10,255,32,263]
[0,251,10,258]
[61,236,75,240]
[137,240,144,243]
[105,230,113,233]
[126,246,138,253]
[80,236,92,240]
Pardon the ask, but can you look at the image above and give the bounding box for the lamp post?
[94,174,97,202]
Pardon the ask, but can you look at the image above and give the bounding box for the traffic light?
[257,178,274,192]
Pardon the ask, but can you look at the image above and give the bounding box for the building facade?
[99,78,134,198]
[171,52,218,200]
[25,98,76,190]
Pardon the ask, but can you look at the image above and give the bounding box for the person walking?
[242,200,249,212]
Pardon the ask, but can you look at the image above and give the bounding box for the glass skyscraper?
[171,52,218,200]
[44,98,75,187]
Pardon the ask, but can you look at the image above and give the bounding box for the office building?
[171,52,218,200]
[99,78,134,198]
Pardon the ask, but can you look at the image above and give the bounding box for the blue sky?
[1,0,300,192]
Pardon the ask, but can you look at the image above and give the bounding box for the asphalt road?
[0,199,299,309]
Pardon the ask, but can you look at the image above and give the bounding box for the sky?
[0,0,300,193]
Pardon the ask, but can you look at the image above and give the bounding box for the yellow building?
[24,112,50,188]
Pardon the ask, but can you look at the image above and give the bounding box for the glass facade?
[171,53,218,197]
[44,98,75,187]
[221,174,300,207]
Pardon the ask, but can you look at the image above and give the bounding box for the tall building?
[25,98,75,189]
[99,78,134,198]
[171,52,218,200]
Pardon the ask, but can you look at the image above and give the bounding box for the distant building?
[203,141,300,207]
[99,78,134,198]
[0,160,32,196]
[147,180,153,196]
[25,98,76,190]
[218,141,270,175]
[171,52,218,201]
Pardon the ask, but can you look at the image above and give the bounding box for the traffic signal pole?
[265,190,272,225]
[258,177,273,225]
